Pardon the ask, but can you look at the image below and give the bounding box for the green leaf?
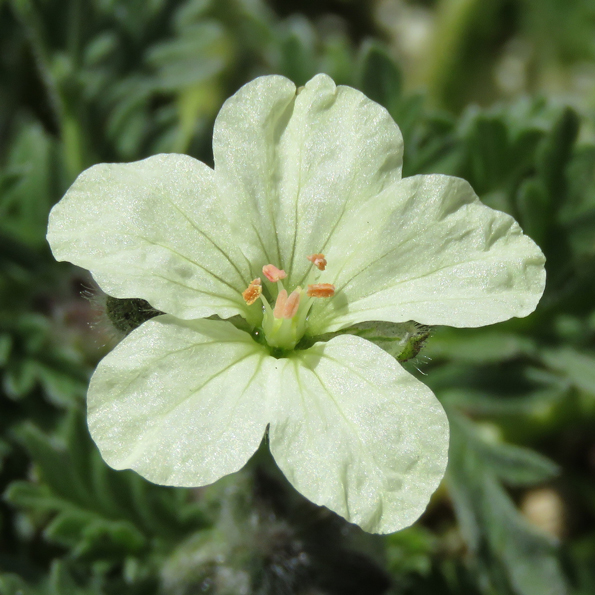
[481,474,567,595]
[0,439,10,473]
[448,411,568,595]
[452,413,560,487]
[48,562,78,595]
[0,313,86,403]
[83,32,118,66]
[4,481,69,512]
[385,526,436,577]
[279,15,317,86]
[440,387,566,422]
[0,122,56,247]
[104,77,153,159]
[73,519,146,560]
[319,34,353,86]
[536,107,579,205]
[510,128,546,173]
[565,146,595,221]
[0,333,12,365]
[48,560,101,595]
[541,348,595,396]
[18,314,51,353]
[0,573,35,595]
[7,413,209,562]
[516,178,550,246]
[404,109,460,176]
[147,22,230,90]
[35,363,85,406]
[426,328,536,363]
[461,113,510,193]
[3,359,38,399]
[356,40,402,112]
[16,423,93,508]
[64,409,95,496]
[0,230,42,273]
[44,510,101,548]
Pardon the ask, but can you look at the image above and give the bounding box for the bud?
[105,295,162,336]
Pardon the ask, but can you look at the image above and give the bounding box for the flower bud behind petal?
[105,295,162,336]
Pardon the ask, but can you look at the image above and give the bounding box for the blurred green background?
[1,0,595,594]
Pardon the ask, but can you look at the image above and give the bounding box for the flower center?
[241,254,335,351]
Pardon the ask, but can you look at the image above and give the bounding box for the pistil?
[241,254,335,351]
[283,289,301,318]
[273,289,288,318]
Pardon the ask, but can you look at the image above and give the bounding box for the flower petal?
[268,334,449,534]
[213,74,404,286]
[309,175,546,334]
[87,316,271,486]
[47,154,253,321]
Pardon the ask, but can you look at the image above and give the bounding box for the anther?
[307,253,327,271]
[262,264,287,283]
[307,283,335,298]
[242,278,262,305]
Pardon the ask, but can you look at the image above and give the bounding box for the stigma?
[273,288,302,319]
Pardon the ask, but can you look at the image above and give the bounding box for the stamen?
[307,283,335,298]
[307,253,327,271]
[262,264,287,283]
[242,278,262,305]
[259,292,273,316]
[283,289,301,319]
[273,289,288,318]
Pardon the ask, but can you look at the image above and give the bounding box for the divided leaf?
[447,411,567,595]
[5,409,209,565]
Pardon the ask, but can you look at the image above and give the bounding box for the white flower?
[46,74,545,534]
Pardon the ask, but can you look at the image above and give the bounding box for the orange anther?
[262,264,287,283]
[307,283,335,298]
[307,253,327,271]
[242,278,262,305]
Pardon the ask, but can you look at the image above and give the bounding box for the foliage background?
[1,0,595,593]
